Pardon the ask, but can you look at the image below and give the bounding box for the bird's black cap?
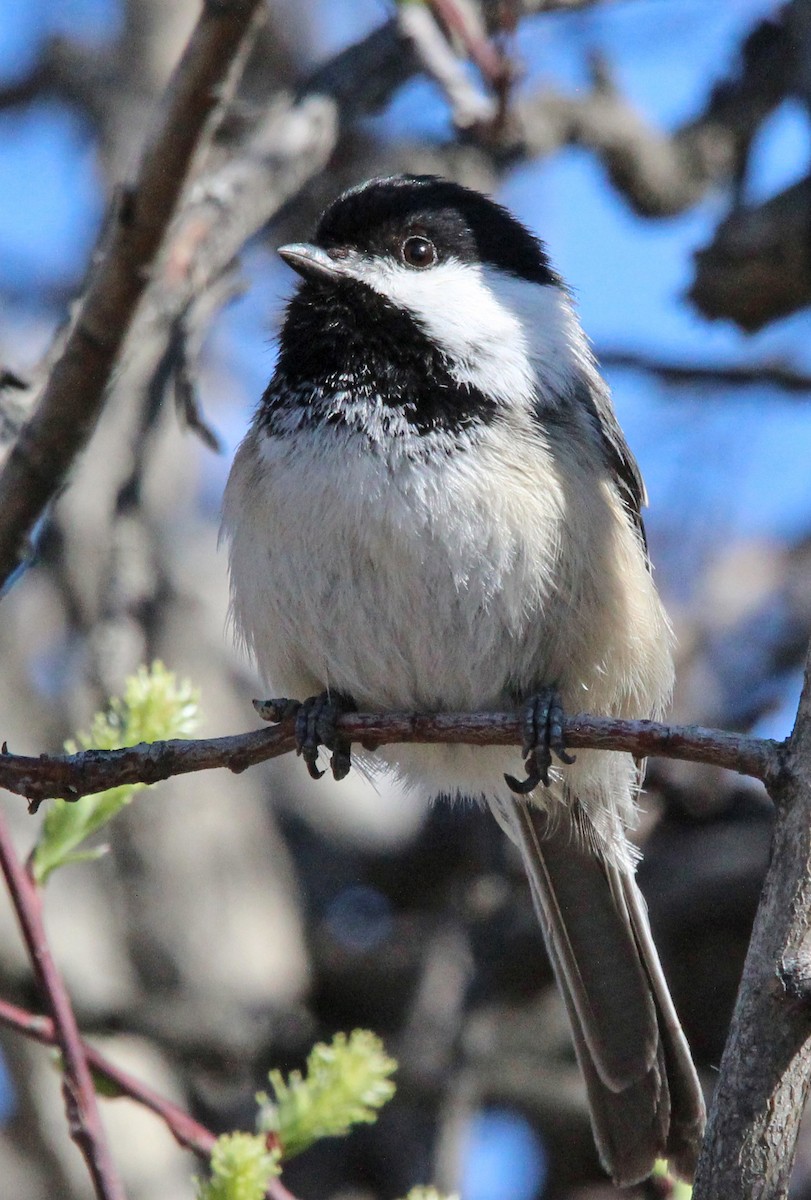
[313,174,560,287]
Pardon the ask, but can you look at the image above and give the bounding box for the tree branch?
[693,645,811,1198]
[0,710,785,811]
[0,0,265,590]
[0,810,125,1199]
[136,20,418,347]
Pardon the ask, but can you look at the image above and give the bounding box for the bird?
[222,174,706,1185]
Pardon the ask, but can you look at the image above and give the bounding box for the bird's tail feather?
[508,799,705,1186]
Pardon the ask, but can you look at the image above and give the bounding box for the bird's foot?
[253,693,357,779]
[504,687,576,795]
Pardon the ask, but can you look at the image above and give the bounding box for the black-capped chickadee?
[222,175,705,1184]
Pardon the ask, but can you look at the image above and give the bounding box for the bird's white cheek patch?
[348,256,586,410]
[350,257,538,405]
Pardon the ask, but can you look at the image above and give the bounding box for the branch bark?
[693,645,811,1199]
[0,0,265,590]
[0,709,785,810]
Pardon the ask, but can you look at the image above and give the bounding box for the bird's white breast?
[225,417,568,714]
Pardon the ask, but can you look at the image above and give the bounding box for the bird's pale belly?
[264,485,551,714]
[230,427,567,717]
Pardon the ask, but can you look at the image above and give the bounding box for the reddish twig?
[0,810,125,1199]
[0,710,786,811]
[0,996,299,1200]
[427,0,511,90]
[0,997,214,1158]
[398,2,497,130]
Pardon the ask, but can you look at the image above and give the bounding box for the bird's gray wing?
[574,373,649,545]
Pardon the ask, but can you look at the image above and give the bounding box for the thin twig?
[427,0,511,90]
[0,997,215,1158]
[0,997,299,1200]
[0,710,786,811]
[598,347,811,395]
[398,3,497,130]
[0,810,125,1199]
[0,0,265,590]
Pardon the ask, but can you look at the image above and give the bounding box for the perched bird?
[222,174,705,1184]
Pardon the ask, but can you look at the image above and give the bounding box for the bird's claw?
[292,691,356,781]
[504,687,576,795]
[252,693,355,780]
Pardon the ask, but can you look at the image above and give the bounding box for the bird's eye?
[401,235,437,269]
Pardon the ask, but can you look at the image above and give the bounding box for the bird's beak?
[278,243,349,284]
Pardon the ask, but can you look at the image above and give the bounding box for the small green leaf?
[195,1133,280,1200]
[32,662,200,885]
[259,1029,397,1159]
